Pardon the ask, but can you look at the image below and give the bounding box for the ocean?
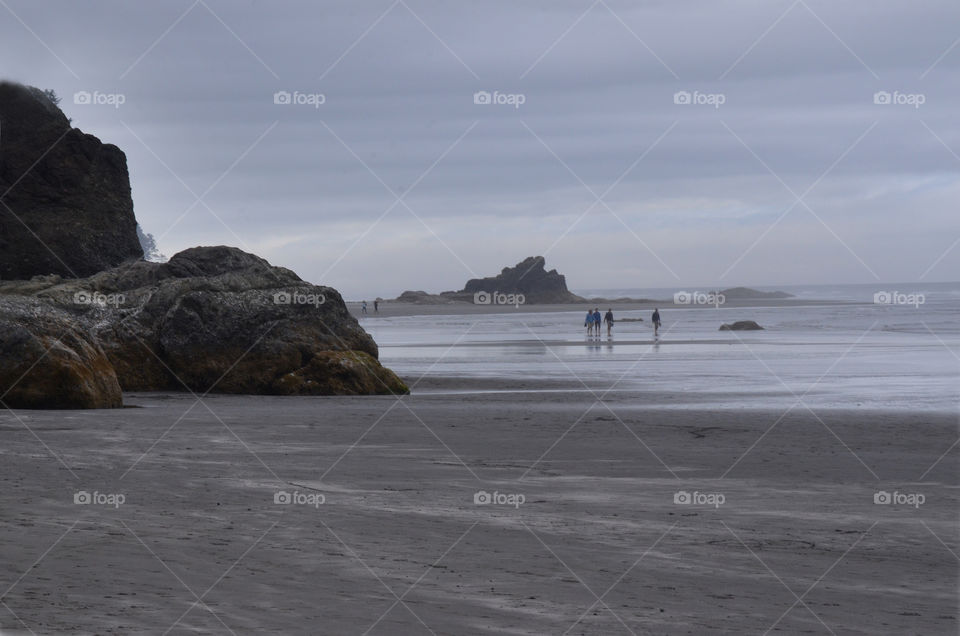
[365,283,960,413]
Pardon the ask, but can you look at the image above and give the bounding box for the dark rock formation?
[0,81,142,279]
[719,287,793,299]
[394,290,463,304]
[447,256,583,304]
[0,246,409,406]
[0,297,122,409]
[0,82,405,407]
[719,320,764,331]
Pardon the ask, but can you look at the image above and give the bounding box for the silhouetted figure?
[604,308,614,336]
[652,308,661,337]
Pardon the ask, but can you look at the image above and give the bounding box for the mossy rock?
[0,300,122,409]
[272,350,409,396]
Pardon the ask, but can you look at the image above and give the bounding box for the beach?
[0,390,955,634]
[4,0,959,631]
[1,289,958,634]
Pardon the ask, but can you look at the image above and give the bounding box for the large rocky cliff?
[0,82,406,408]
[0,81,143,279]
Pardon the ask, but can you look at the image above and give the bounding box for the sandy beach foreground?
[0,384,955,634]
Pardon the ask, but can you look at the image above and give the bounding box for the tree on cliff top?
[137,224,167,262]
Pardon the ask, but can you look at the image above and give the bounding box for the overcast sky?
[2,0,959,297]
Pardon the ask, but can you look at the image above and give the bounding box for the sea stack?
[454,256,584,304]
[0,81,143,279]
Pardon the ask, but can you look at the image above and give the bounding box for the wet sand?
[0,384,955,634]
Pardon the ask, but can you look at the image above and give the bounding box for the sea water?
[364,283,959,412]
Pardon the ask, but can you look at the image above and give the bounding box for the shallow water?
[365,289,959,412]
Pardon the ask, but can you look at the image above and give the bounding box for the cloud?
[2,0,958,297]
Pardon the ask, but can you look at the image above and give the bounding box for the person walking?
[374,299,379,313]
[593,308,601,337]
[652,307,661,337]
[604,308,614,336]
[361,301,368,315]
[585,308,595,335]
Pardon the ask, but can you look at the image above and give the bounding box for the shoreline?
[345,298,860,318]
[377,337,861,348]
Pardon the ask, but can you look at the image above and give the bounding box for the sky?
[2,0,959,298]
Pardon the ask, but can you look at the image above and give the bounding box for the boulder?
[719,320,764,331]
[0,82,142,279]
[1,246,409,403]
[0,298,122,409]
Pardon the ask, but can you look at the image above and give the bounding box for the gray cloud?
[2,0,959,297]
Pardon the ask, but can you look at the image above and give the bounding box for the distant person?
[585,309,595,335]
[374,300,379,313]
[593,309,601,336]
[652,308,661,337]
[604,308,614,336]
[361,301,368,315]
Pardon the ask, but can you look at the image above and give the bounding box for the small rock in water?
[719,320,764,331]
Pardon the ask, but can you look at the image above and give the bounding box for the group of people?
[360,300,379,315]
[584,308,615,336]
[584,307,662,337]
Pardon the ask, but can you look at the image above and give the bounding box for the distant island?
[716,287,793,300]
[583,286,794,302]
[392,256,793,306]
